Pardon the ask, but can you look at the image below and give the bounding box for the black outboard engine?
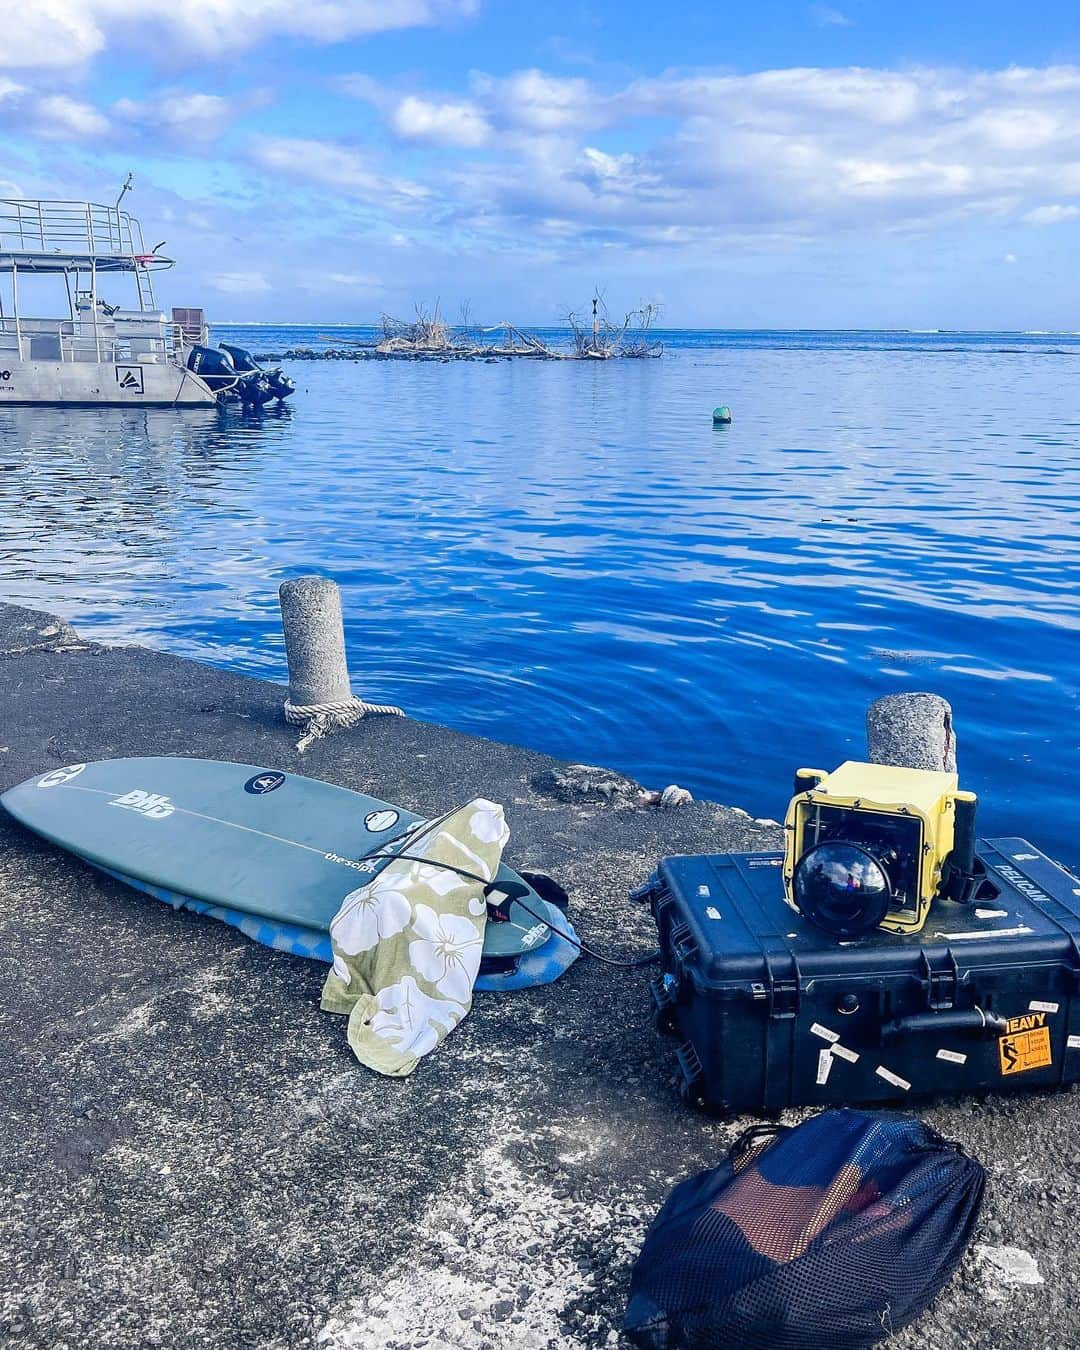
[217,342,258,372]
[219,343,296,404]
[187,344,238,395]
[187,343,292,410]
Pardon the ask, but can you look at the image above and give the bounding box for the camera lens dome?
[792,841,892,937]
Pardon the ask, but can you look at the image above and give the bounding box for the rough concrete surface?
[0,602,1074,1349]
[866,692,957,774]
[278,577,353,708]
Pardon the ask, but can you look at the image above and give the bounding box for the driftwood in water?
[280,298,665,362]
[369,303,558,359]
[565,296,664,359]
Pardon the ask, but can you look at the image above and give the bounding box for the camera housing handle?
[941,792,980,904]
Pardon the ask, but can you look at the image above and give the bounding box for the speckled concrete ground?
[0,602,1074,1349]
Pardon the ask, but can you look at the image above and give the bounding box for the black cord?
[357,845,660,970]
[511,891,661,969]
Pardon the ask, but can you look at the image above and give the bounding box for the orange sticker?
[998,1025,1052,1076]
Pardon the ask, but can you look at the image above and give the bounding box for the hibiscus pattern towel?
[320,799,509,1076]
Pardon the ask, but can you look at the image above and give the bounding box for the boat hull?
[0,358,216,406]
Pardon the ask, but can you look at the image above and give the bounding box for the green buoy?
[712,405,732,424]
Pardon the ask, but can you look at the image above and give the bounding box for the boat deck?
[0,198,172,272]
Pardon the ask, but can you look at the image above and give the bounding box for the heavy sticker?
[998,1012,1053,1076]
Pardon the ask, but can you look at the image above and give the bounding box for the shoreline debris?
[255,295,664,363]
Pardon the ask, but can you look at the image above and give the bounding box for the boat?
[0,188,293,409]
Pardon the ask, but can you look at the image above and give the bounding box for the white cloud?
[0,0,106,69]
[390,95,491,148]
[1023,203,1080,225]
[0,0,479,70]
[237,61,1080,264]
[427,62,1080,245]
[31,93,110,138]
[298,270,383,292]
[1004,253,1018,263]
[248,136,430,209]
[470,69,603,133]
[811,5,853,26]
[0,85,110,139]
[114,92,240,142]
[210,271,272,294]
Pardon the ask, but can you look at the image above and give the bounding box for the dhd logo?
[109,789,176,820]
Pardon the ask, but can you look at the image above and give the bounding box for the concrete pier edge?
[0,600,1074,1349]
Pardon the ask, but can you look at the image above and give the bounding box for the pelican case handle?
[881,1007,1008,1043]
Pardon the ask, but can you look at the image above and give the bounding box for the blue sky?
[4,0,1080,326]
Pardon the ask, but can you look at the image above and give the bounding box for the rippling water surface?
[3,327,1079,863]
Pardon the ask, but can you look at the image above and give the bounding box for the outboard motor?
[187,344,239,395]
[219,342,296,404]
[238,371,277,409]
[187,343,292,410]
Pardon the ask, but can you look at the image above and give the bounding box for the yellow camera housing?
[783,761,977,936]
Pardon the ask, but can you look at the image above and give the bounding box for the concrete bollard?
[866,692,956,773]
[279,575,354,709]
[278,576,403,751]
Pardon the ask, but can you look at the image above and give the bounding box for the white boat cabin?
[0,196,217,406]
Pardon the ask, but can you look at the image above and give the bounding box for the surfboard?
[0,758,554,961]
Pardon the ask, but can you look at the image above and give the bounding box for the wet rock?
[531,763,644,804]
[0,605,83,657]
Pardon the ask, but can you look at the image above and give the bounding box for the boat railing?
[0,315,188,364]
[0,198,148,259]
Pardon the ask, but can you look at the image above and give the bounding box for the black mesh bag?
[625,1109,985,1349]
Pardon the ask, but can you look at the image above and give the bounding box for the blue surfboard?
[1,757,559,964]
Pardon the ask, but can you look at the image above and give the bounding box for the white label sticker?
[875,1065,911,1091]
[974,908,1009,920]
[37,763,86,788]
[705,906,722,920]
[1029,1001,1059,1014]
[934,926,1034,941]
[936,1049,967,1065]
[810,1023,840,1044]
[697,885,710,897]
[364,808,400,833]
[1067,1035,1080,1050]
[816,1048,834,1085]
[832,1043,859,1064]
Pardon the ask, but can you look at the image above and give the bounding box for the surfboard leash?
[357,845,660,971]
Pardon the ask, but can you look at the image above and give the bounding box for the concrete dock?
[0,601,1075,1348]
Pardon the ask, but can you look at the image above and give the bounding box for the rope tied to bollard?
[284,695,405,753]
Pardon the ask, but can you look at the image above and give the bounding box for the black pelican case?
[643,839,1080,1115]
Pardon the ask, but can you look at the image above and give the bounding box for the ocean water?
[2,326,1079,865]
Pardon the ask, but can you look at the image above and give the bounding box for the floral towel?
[320,799,509,1076]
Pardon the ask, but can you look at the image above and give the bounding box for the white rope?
[284,695,405,752]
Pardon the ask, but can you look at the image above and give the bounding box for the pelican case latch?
[920,949,960,1011]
